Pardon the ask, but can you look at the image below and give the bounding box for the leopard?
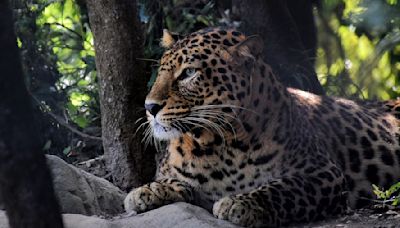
[124,27,400,227]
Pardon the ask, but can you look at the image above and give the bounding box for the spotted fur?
[124,28,400,227]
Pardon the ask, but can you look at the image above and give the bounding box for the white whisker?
[182,116,227,145]
[191,104,260,116]
[190,112,237,140]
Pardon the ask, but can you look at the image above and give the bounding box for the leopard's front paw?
[213,196,265,227]
[124,185,162,213]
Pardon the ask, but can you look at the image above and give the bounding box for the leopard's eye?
[185,68,196,76]
[177,67,197,81]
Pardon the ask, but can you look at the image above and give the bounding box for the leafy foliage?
[317,0,400,99]
[16,0,98,129]
[373,183,400,206]
[36,0,98,128]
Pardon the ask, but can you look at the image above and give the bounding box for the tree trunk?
[232,0,324,95]
[0,1,63,227]
[86,0,156,190]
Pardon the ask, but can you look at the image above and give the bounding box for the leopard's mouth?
[150,119,181,140]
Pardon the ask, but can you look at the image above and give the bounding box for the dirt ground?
[296,206,400,228]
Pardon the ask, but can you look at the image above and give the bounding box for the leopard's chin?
[152,122,181,140]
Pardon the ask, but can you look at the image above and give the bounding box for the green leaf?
[17,37,22,48]
[63,146,71,155]
[372,184,386,199]
[73,116,89,128]
[42,140,52,150]
[387,182,400,197]
[77,79,89,87]
[393,197,399,206]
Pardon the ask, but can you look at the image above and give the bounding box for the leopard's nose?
[145,103,163,116]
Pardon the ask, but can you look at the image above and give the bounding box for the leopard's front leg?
[213,167,346,227]
[124,178,193,213]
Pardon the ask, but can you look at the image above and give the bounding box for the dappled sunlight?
[316,0,400,100]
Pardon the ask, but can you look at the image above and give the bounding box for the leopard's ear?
[228,35,264,59]
[225,35,263,73]
[160,29,176,49]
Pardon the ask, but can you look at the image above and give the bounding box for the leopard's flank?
[124,28,400,227]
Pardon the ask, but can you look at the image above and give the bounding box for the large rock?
[47,155,126,215]
[0,203,240,228]
[46,155,126,215]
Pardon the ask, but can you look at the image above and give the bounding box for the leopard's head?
[144,28,263,141]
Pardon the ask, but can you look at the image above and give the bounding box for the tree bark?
[0,1,63,227]
[86,0,156,190]
[232,0,324,95]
